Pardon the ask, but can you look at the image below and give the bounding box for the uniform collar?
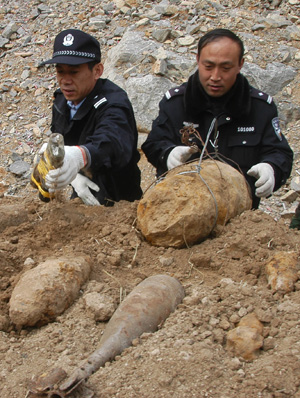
[67,98,86,119]
[184,71,251,120]
[67,98,85,110]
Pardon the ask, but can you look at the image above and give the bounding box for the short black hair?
[197,29,244,63]
[87,60,101,71]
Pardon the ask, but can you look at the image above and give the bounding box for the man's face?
[196,37,244,98]
[55,62,103,105]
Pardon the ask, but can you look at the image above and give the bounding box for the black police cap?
[40,29,101,65]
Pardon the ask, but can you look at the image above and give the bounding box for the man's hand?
[71,174,100,206]
[247,163,275,198]
[167,146,198,170]
[46,146,86,190]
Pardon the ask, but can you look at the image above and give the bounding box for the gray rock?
[11,152,22,162]
[125,74,173,132]
[103,31,160,88]
[113,26,126,37]
[251,24,265,32]
[152,28,171,43]
[265,12,292,28]
[242,62,297,96]
[89,16,107,29]
[291,176,300,193]
[21,69,31,80]
[102,3,115,12]
[23,35,32,45]
[37,4,52,13]
[0,36,9,48]
[165,51,197,80]
[2,22,18,40]
[208,1,226,11]
[277,101,300,125]
[9,160,30,176]
[186,24,201,35]
[104,31,159,70]
[286,25,300,40]
[155,0,178,16]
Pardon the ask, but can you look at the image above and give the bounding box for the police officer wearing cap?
[40,29,142,206]
[142,29,293,209]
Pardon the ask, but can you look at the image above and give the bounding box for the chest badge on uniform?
[272,117,282,141]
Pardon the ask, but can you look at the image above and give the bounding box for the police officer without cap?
[40,29,142,206]
[142,28,293,209]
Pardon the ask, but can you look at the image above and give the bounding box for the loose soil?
[1,155,300,398]
[1,0,300,396]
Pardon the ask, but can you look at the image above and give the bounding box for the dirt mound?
[1,189,300,397]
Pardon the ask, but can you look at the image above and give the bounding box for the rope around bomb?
[140,119,252,245]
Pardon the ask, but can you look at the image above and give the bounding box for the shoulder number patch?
[272,117,282,141]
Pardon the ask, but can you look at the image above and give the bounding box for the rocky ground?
[0,0,300,397]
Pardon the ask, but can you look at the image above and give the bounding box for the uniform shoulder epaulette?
[93,95,108,109]
[165,85,185,100]
[250,87,273,104]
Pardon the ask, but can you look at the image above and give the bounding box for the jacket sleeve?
[256,101,293,191]
[141,97,184,176]
[83,103,138,172]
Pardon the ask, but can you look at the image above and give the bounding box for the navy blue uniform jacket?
[51,78,142,205]
[142,72,293,209]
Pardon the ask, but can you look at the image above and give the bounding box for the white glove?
[71,174,101,206]
[33,142,48,166]
[39,142,48,155]
[46,146,86,190]
[167,146,198,170]
[247,163,275,198]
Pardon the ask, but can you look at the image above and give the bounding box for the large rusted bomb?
[9,256,91,328]
[137,159,252,248]
[27,274,184,398]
